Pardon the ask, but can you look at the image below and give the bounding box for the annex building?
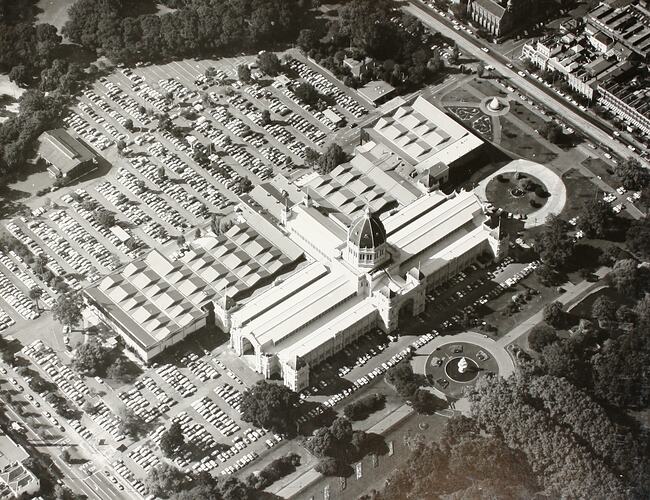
[85,96,507,391]
[37,129,98,181]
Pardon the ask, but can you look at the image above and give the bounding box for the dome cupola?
[345,206,388,269]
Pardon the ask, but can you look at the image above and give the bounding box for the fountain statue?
[488,97,501,111]
[458,357,468,373]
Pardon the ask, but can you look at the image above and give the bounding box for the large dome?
[348,206,387,249]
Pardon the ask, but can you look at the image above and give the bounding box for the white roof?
[388,191,483,258]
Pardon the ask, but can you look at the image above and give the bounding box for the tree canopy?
[52,293,85,329]
[240,381,298,435]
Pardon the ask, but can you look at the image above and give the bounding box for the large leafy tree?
[534,215,574,271]
[52,293,85,330]
[240,381,298,435]
[616,158,650,191]
[72,338,111,376]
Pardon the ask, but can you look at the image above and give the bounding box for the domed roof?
[348,206,387,249]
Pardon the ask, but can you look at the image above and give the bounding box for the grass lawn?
[481,272,560,337]
[485,172,548,215]
[581,156,616,183]
[508,101,548,132]
[560,168,599,219]
[468,78,507,98]
[499,117,557,163]
[441,86,480,104]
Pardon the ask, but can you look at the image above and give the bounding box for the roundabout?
[475,159,566,228]
[412,331,515,400]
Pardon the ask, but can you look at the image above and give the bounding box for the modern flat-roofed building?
[0,433,40,498]
[85,222,304,361]
[358,81,396,106]
[37,129,97,181]
[367,95,484,184]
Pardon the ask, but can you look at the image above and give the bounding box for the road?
[405,1,648,168]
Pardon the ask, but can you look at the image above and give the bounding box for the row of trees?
[63,0,313,64]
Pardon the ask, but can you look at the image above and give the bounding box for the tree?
[316,143,347,175]
[304,147,320,167]
[145,463,187,497]
[106,357,131,382]
[476,61,486,77]
[609,259,639,296]
[542,121,563,144]
[386,362,422,398]
[543,301,565,328]
[257,52,282,76]
[124,118,134,131]
[72,338,111,376]
[95,209,115,228]
[297,29,319,53]
[237,64,251,83]
[591,296,617,324]
[315,457,341,476]
[240,381,298,435]
[9,65,28,85]
[294,82,319,106]
[261,109,271,126]
[411,389,445,414]
[330,417,353,442]
[61,449,71,463]
[343,393,385,420]
[118,407,146,440]
[626,217,650,260]
[237,176,253,193]
[29,287,43,311]
[535,215,573,271]
[52,293,84,330]
[616,158,650,191]
[450,2,467,20]
[528,323,557,351]
[160,422,185,457]
[578,200,612,238]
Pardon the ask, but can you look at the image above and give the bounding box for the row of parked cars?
[285,57,368,119]
[63,189,146,259]
[49,209,120,273]
[116,167,189,232]
[156,363,197,398]
[95,180,170,245]
[6,221,82,295]
[0,265,39,320]
[63,112,112,151]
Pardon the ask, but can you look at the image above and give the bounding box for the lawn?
[485,172,548,215]
[499,116,557,163]
[469,78,507,98]
[441,86,480,104]
[508,101,547,132]
[581,156,616,184]
[480,272,560,338]
[560,168,599,219]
